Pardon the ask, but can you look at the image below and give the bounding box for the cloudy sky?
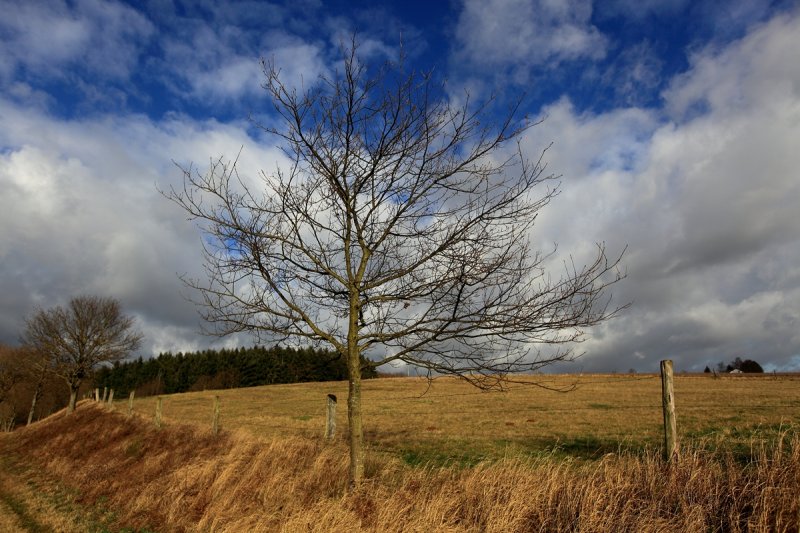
[1,0,798,373]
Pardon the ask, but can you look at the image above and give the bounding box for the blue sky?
[1,0,799,373]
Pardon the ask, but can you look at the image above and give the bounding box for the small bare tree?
[22,296,143,414]
[168,41,624,486]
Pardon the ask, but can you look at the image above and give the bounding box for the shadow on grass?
[536,436,642,460]
[395,427,800,469]
[399,447,488,468]
[394,437,650,468]
[686,423,800,464]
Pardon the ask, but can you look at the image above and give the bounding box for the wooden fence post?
[325,394,337,439]
[94,388,100,402]
[102,387,108,402]
[155,397,163,429]
[107,389,114,409]
[660,359,678,461]
[212,396,221,436]
[128,391,135,416]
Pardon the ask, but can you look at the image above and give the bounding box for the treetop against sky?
[0,0,798,373]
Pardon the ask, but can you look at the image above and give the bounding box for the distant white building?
[729,369,743,374]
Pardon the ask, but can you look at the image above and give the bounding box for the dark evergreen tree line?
[94,345,376,397]
[715,357,764,373]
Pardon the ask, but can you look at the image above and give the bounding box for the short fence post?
[660,359,678,462]
[128,391,135,416]
[107,389,114,409]
[95,388,100,402]
[102,387,108,402]
[155,397,163,429]
[325,394,337,439]
[212,396,221,435]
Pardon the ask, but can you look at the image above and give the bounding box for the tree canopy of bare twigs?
[22,296,143,414]
[167,41,625,485]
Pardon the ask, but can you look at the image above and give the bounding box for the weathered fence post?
[660,359,678,462]
[94,388,100,402]
[325,394,337,439]
[107,389,114,409]
[212,396,221,436]
[128,391,135,416]
[102,387,108,402]
[155,397,163,429]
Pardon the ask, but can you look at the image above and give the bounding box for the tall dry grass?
[1,401,798,532]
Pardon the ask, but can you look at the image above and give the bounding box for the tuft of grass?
[124,437,144,459]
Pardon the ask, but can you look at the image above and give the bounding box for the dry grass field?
[123,373,800,464]
[1,374,798,531]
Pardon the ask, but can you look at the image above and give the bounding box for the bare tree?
[0,344,26,430]
[22,296,143,414]
[168,42,625,486]
[0,344,23,407]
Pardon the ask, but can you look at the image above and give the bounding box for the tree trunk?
[27,370,46,425]
[346,288,365,487]
[67,384,79,414]
[27,382,42,426]
[347,353,364,487]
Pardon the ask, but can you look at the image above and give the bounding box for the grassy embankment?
[0,374,798,531]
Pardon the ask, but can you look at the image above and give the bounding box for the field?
[0,373,798,531]
[126,373,800,463]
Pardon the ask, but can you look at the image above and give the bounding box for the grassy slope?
[125,373,800,463]
[0,375,799,531]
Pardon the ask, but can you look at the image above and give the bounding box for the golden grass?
[1,400,798,532]
[124,374,800,462]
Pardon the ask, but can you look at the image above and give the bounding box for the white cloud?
[0,97,288,354]
[0,0,154,83]
[596,0,689,20]
[601,40,664,105]
[266,40,331,92]
[159,22,329,103]
[454,0,607,75]
[519,10,800,370]
[664,11,800,120]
